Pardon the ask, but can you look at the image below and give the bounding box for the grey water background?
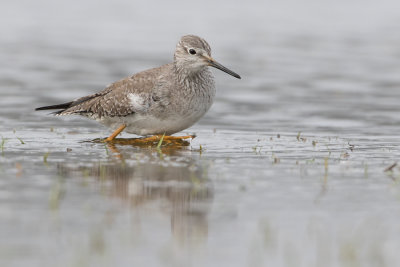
[2,0,400,266]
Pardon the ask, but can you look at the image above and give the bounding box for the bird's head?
[174,35,241,79]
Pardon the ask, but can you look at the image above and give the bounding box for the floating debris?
[312,140,317,147]
[384,162,397,172]
[0,137,7,153]
[348,143,355,152]
[296,132,306,142]
[296,131,301,141]
[43,152,49,164]
[341,152,350,159]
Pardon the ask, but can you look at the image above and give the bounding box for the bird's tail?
[35,102,73,114]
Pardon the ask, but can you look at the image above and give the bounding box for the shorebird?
[36,35,241,142]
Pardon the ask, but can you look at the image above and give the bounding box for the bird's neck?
[173,63,213,86]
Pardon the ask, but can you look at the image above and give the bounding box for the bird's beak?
[204,56,241,79]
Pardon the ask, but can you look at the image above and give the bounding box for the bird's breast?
[173,74,216,117]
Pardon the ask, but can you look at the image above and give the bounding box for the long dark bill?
[208,59,241,79]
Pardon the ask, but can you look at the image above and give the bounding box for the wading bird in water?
[36,35,241,142]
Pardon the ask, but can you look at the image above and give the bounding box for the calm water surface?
[1,0,400,266]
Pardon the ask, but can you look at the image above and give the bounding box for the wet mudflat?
[2,0,400,266]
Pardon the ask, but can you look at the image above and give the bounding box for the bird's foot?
[97,134,196,147]
[141,134,196,142]
[134,134,196,145]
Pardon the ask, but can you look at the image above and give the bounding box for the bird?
[35,35,241,142]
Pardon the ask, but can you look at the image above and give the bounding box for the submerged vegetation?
[0,136,6,153]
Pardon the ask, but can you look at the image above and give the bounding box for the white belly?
[98,112,205,136]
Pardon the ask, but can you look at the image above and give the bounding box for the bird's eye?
[189,49,197,55]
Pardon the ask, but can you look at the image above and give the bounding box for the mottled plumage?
[36,35,241,137]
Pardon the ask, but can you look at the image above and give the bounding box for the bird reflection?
[57,149,213,247]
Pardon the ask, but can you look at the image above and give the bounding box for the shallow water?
[2,0,400,266]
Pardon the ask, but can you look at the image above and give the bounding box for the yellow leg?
[105,124,126,142]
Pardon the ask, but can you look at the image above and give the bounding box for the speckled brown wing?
[57,64,168,118]
[63,78,142,118]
